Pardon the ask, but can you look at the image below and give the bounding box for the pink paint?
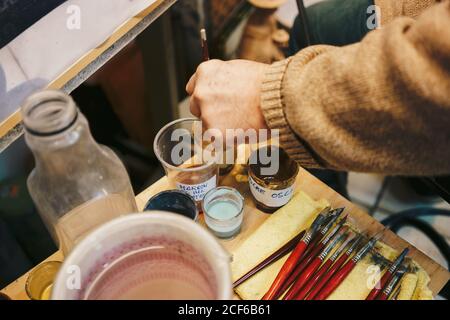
[79,237,217,300]
[51,214,232,300]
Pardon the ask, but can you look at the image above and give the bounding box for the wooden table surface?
[2,167,449,300]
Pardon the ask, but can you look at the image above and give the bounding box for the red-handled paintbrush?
[366,248,409,300]
[277,215,348,296]
[302,215,348,267]
[261,209,329,300]
[284,228,348,300]
[200,29,210,61]
[293,232,353,300]
[305,208,344,255]
[306,235,362,300]
[376,264,407,300]
[314,231,384,300]
[233,230,305,288]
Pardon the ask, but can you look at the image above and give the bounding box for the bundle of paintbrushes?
[234,207,412,300]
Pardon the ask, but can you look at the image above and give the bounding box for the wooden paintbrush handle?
[233,230,305,288]
[314,260,356,300]
[306,253,349,300]
[366,270,393,300]
[277,242,324,296]
[284,257,322,300]
[296,259,333,300]
[377,292,389,300]
[262,239,309,300]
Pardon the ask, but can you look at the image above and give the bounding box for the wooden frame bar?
[0,0,177,153]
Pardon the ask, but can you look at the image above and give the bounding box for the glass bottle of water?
[22,90,137,255]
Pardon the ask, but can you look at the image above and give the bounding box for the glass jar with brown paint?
[248,145,299,213]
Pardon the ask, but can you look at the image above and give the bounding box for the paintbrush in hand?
[200,28,210,61]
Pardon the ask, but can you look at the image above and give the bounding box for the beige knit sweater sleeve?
[260,0,450,176]
[376,0,438,25]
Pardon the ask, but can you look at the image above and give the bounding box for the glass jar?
[248,145,299,213]
[22,90,137,255]
[25,261,62,300]
[202,187,244,239]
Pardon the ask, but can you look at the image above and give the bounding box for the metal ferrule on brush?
[307,210,329,238]
[352,240,374,263]
[303,216,326,244]
[320,216,347,245]
[330,235,354,261]
[383,267,406,296]
[388,284,401,300]
[319,230,347,260]
[319,217,336,237]
[383,276,398,296]
[344,235,363,257]
[352,237,378,263]
[320,208,344,236]
[301,208,334,245]
[302,232,314,245]
[388,248,409,273]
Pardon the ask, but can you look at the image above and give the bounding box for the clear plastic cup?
[154,118,219,205]
[52,212,232,300]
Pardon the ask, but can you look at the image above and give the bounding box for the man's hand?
[186,59,269,134]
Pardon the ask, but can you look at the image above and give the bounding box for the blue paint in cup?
[144,190,199,221]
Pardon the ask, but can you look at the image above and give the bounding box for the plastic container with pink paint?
[51,212,232,300]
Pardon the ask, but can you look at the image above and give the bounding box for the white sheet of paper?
[0,0,156,123]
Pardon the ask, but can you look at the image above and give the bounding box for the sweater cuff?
[260,58,321,168]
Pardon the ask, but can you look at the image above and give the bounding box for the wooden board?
[2,167,449,299]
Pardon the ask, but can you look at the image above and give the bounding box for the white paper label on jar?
[249,176,294,208]
[176,175,217,202]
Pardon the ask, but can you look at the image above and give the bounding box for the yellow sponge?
[232,191,329,300]
[231,192,433,300]
[397,273,418,300]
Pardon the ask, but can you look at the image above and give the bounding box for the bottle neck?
[22,90,96,167]
[22,90,78,136]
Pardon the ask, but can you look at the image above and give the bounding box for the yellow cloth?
[232,191,329,299]
[232,192,433,300]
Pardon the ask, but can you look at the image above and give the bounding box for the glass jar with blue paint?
[144,190,198,221]
[202,187,245,239]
